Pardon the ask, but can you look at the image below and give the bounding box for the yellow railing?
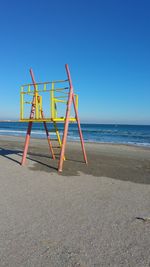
[20,80,78,122]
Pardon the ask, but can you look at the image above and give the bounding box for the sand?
[0,135,150,266]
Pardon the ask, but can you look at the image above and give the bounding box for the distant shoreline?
[0,121,150,126]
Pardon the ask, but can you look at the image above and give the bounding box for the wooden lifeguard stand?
[20,64,87,172]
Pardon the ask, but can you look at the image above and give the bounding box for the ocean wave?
[0,129,58,136]
[1,129,148,139]
[0,123,150,148]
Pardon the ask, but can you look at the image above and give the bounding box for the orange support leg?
[58,88,73,172]
[30,68,55,160]
[21,121,32,165]
[72,94,88,164]
[58,64,87,172]
[21,68,55,165]
[66,64,87,164]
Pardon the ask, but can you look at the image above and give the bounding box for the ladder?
[51,121,65,160]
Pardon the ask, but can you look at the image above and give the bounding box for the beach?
[0,135,150,266]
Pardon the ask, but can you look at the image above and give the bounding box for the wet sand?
[0,135,150,266]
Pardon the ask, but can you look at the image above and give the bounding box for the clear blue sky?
[0,0,150,124]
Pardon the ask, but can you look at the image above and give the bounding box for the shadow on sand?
[0,147,58,171]
[0,146,150,184]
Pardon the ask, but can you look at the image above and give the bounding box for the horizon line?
[0,120,150,126]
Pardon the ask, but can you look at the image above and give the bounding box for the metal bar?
[51,82,54,118]
[54,103,57,118]
[65,66,87,163]
[58,64,87,172]
[20,87,24,120]
[53,121,62,146]
[24,101,32,104]
[21,121,32,165]
[22,88,69,93]
[23,92,34,96]
[54,99,67,103]
[22,79,69,87]
[51,88,69,94]
[30,69,55,159]
[58,64,74,172]
[72,94,87,164]
[54,96,68,98]
[43,121,55,160]
[53,121,65,160]
[38,96,42,119]
[75,94,78,109]
[35,85,39,119]
[20,117,77,122]
[21,69,37,165]
[70,87,87,164]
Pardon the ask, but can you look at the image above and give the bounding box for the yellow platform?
[20,80,78,122]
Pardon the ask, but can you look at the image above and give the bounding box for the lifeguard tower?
[20,64,87,172]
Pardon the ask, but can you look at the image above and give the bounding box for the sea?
[0,122,150,148]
